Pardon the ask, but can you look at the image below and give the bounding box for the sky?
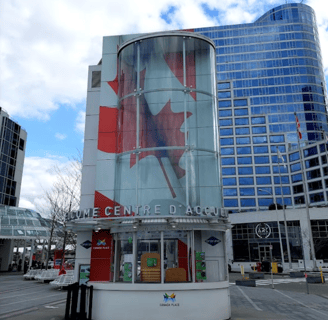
[1,0,328,215]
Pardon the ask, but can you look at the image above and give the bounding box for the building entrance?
[258,245,271,262]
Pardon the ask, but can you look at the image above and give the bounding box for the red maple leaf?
[117,68,192,198]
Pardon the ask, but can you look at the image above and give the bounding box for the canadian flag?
[295,114,302,139]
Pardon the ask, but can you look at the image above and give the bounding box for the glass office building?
[194,3,328,212]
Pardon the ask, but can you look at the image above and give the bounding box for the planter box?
[249,272,264,279]
[289,272,304,278]
[235,279,256,287]
[306,276,325,284]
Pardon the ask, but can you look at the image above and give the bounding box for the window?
[310,192,324,203]
[254,156,269,164]
[305,158,319,168]
[236,137,250,145]
[294,195,305,205]
[274,176,289,184]
[222,167,236,175]
[234,99,247,107]
[238,167,253,175]
[219,110,232,117]
[240,188,255,196]
[221,148,234,155]
[223,188,237,196]
[275,186,291,195]
[219,100,232,108]
[256,176,271,185]
[224,199,238,207]
[308,181,322,191]
[306,169,321,180]
[237,146,251,154]
[291,163,301,172]
[255,166,270,174]
[220,119,233,126]
[253,146,268,154]
[220,138,234,145]
[19,139,25,151]
[293,184,303,194]
[253,136,267,144]
[270,135,285,143]
[221,157,235,165]
[218,91,231,99]
[218,82,230,90]
[289,152,300,162]
[251,117,265,124]
[292,173,302,183]
[223,178,237,186]
[235,127,250,135]
[239,177,254,185]
[234,109,248,116]
[91,71,101,88]
[235,118,249,125]
[304,146,317,158]
[237,157,252,164]
[258,198,274,207]
[241,198,256,206]
[252,126,266,134]
[220,128,233,136]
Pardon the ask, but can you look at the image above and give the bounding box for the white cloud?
[75,110,86,135]
[19,156,72,216]
[55,133,67,140]
[1,0,328,124]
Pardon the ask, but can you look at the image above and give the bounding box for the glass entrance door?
[258,245,271,261]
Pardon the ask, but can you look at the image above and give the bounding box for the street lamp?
[258,188,292,271]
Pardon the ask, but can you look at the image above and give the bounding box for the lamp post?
[258,188,288,271]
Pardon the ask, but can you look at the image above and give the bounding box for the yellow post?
[240,265,245,279]
[319,266,324,283]
[272,262,278,274]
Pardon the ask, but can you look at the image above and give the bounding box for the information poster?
[79,264,90,285]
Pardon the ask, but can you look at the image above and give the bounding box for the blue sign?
[205,237,221,246]
[80,240,92,249]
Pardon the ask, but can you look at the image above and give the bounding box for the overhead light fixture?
[168,218,178,229]
[132,220,139,229]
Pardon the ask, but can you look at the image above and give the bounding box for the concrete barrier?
[289,272,304,278]
[249,272,264,279]
[235,279,256,287]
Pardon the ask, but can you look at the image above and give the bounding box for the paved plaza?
[0,272,327,319]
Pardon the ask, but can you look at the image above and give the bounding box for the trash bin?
[256,262,261,272]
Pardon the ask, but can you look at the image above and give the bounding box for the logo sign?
[97,239,107,246]
[205,236,221,246]
[160,293,179,307]
[255,223,271,238]
[80,240,92,249]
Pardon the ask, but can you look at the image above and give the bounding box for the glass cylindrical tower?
[115,32,220,215]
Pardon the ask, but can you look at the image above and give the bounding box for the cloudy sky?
[1,0,328,214]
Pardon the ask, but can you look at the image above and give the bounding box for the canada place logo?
[163,293,176,303]
[80,240,92,249]
[97,239,106,246]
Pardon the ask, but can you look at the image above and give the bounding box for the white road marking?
[275,289,328,317]
[236,285,262,311]
[0,293,64,308]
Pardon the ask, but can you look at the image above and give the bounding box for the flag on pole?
[295,114,302,139]
[277,149,286,168]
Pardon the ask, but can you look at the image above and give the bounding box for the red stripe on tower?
[295,115,302,139]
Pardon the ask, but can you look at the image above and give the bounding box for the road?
[0,272,327,319]
[0,272,66,320]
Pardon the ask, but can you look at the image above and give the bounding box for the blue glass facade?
[195,3,328,212]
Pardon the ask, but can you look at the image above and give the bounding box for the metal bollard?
[79,285,87,320]
[88,286,93,320]
[70,283,79,319]
[65,284,72,320]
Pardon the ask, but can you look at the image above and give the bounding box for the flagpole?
[294,112,317,271]
[277,146,292,271]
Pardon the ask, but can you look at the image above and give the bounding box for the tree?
[39,157,82,269]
